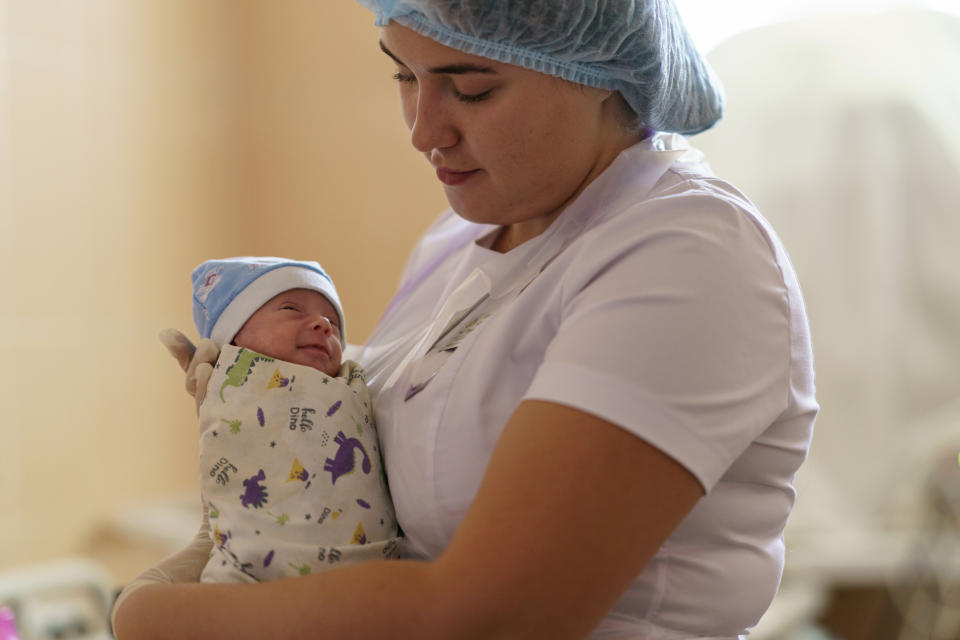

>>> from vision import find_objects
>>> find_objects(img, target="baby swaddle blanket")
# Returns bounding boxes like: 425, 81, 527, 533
198, 345, 400, 583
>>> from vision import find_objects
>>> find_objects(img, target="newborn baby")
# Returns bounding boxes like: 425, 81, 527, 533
191, 257, 400, 583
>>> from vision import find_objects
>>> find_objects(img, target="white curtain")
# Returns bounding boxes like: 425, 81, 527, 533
695, 9, 960, 550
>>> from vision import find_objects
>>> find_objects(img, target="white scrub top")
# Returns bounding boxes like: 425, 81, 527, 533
357, 134, 817, 639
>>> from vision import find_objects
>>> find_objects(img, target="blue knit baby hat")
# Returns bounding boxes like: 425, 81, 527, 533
191, 257, 346, 346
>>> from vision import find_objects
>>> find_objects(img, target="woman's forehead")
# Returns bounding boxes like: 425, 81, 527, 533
379, 23, 505, 74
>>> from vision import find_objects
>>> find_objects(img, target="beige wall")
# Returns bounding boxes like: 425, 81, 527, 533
238, 1, 447, 333
0, 0, 445, 581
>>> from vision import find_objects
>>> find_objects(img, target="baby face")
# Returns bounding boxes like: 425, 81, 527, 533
233, 288, 342, 376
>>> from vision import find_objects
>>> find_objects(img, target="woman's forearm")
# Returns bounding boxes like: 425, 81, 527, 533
115, 401, 704, 640
113, 558, 470, 640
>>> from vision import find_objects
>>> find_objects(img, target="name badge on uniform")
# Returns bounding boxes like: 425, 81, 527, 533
404, 292, 492, 401
399, 228, 572, 403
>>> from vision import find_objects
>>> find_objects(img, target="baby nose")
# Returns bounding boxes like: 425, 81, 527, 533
311, 316, 332, 334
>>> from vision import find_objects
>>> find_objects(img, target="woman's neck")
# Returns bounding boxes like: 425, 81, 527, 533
490, 127, 643, 254
490, 215, 559, 253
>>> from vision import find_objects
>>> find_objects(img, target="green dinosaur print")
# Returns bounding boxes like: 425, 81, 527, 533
220, 348, 275, 402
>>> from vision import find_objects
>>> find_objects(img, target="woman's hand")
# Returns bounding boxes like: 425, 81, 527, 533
110, 330, 221, 635
158, 329, 220, 413
110, 508, 214, 634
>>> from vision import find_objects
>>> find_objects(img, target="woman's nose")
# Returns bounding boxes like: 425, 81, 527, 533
408, 90, 458, 154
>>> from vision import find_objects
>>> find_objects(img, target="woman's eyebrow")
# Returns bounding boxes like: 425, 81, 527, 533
379, 40, 496, 75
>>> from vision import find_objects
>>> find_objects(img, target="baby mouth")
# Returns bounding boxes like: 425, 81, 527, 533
299, 344, 329, 356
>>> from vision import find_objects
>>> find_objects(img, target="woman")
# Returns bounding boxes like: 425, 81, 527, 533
113, 2, 817, 638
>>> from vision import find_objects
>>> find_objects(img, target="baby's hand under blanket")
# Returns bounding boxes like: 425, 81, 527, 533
159, 328, 220, 414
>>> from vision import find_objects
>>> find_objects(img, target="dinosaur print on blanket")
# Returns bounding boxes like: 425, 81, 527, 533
220, 348, 275, 402
323, 431, 371, 485
240, 469, 269, 509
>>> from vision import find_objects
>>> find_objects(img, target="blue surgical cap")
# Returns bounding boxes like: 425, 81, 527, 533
356, 0, 724, 135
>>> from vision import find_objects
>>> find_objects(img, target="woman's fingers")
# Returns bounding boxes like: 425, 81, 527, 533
159, 328, 197, 373
158, 329, 220, 399
194, 361, 214, 414
190, 339, 220, 396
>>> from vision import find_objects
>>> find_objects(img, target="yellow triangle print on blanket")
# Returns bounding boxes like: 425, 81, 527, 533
267, 368, 291, 389
287, 458, 308, 483
212, 524, 227, 548
350, 522, 367, 545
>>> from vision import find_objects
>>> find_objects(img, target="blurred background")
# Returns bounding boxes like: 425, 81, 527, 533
1, 1, 959, 638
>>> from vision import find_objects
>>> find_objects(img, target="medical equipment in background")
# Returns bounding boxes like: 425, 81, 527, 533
0, 558, 114, 640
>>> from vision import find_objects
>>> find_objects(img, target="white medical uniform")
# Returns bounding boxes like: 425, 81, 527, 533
357, 133, 818, 639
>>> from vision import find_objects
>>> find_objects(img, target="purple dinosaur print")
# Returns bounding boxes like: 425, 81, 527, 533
323, 431, 371, 485
241, 469, 269, 508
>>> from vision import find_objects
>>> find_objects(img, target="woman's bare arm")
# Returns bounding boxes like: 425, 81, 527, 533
113, 399, 703, 640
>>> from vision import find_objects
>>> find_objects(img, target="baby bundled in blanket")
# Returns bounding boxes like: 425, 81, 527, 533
191, 256, 400, 583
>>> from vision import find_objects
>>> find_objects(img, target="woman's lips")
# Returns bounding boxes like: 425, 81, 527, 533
436, 167, 479, 186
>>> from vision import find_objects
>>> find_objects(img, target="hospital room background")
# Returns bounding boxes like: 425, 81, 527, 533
2, 0, 958, 638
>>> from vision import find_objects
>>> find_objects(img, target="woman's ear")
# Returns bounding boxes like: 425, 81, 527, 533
589, 86, 615, 104
602, 91, 642, 132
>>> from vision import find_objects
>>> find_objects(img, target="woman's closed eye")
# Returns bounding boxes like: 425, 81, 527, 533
452, 87, 492, 103
392, 71, 493, 104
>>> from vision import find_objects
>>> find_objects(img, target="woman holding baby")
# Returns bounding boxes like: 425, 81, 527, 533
113, 1, 817, 638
